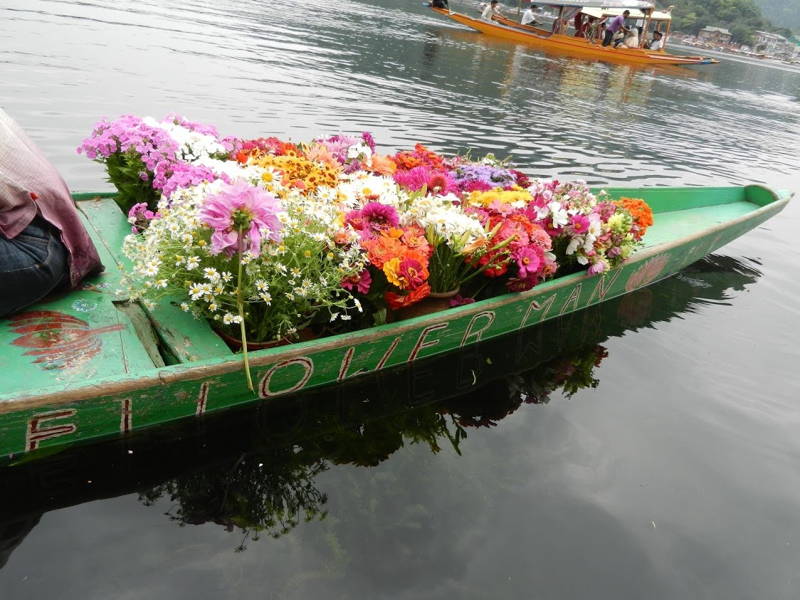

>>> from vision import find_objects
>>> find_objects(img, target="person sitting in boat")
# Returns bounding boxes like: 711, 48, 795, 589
602, 9, 629, 47
0, 109, 102, 318
480, 0, 503, 21
520, 3, 538, 25
429, 0, 449, 9
648, 30, 664, 51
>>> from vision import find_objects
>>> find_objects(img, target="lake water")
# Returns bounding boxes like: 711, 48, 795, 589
1, 0, 799, 598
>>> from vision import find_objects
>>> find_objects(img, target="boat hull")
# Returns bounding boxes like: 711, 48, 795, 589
0, 185, 789, 458
432, 8, 718, 66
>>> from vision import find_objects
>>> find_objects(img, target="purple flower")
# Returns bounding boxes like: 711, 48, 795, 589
451, 164, 515, 192
199, 182, 283, 257
161, 162, 223, 198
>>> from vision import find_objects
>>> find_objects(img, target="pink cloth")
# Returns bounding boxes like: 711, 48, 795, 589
0, 109, 102, 287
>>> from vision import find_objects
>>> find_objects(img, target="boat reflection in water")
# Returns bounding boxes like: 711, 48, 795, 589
0, 254, 762, 555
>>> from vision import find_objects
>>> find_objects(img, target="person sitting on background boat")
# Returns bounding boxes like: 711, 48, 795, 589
585, 16, 602, 43
520, 3, 538, 25
648, 30, 664, 51
573, 12, 586, 37
481, 0, 503, 21
602, 9, 629, 47
0, 109, 102, 318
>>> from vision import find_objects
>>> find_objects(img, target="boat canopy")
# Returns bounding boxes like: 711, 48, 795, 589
581, 6, 672, 20
541, 0, 655, 9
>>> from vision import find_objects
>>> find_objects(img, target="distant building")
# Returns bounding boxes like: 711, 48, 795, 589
753, 31, 790, 56
697, 26, 732, 45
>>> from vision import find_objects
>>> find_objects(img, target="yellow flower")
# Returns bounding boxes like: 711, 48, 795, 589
382, 257, 402, 287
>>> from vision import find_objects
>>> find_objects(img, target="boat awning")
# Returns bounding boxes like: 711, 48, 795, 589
542, 1, 655, 9
581, 6, 671, 20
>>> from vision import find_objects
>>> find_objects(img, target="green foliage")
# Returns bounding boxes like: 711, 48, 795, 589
753, 0, 800, 32
669, 0, 786, 43
103, 151, 158, 213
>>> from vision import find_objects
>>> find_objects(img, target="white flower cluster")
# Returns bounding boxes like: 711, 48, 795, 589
402, 194, 486, 251
332, 173, 408, 210
143, 117, 228, 162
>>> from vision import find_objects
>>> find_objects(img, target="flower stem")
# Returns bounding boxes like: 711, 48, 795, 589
237, 232, 254, 392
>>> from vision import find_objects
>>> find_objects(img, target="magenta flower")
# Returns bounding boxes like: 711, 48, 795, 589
570, 214, 590, 234
345, 201, 399, 241
514, 246, 543, 280
393, 166, 432, 191
342, 269, 372, 294
199, 182, 282, 257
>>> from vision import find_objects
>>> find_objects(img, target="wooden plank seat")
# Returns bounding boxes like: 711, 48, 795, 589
75, 196, 232, 364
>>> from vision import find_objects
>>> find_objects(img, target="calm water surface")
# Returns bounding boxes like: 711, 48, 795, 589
1, 1, 799, 598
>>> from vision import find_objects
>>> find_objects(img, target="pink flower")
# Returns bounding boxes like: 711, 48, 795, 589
570, 214, 590, 234
342, 269, 372, 295
128, 202, 158, 233
346, 202, 399, 240
199, 181, 282, 257
588, 260, 609, 275
514, 246, 544, 280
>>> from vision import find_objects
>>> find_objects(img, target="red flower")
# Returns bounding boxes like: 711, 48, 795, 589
386, 283, 431, 310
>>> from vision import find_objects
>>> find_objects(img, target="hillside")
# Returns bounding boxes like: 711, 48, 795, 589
753, 0, 800, 31
664, 0, 792, 43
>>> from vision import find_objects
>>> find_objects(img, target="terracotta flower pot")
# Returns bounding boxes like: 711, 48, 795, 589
213, 325, 318, 352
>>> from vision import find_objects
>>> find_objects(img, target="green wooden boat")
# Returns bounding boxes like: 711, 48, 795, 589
0, 253, 763, 525
0, 185, 790, 460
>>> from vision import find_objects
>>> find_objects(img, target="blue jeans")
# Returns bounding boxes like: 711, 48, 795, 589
0, 217, 68, 317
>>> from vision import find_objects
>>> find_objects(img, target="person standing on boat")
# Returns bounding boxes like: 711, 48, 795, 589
0, 109, 102, 317
602, 10, 629, 47
481, 0, 503, 21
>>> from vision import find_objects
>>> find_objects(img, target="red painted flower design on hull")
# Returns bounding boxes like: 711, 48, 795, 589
9, 310, 125, 370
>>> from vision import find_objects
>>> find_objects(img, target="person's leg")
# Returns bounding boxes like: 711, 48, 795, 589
602, 29, 613, 46
0, 217, 68, 317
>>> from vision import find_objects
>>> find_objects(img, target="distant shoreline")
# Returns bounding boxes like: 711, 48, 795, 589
670, 41, 800, 73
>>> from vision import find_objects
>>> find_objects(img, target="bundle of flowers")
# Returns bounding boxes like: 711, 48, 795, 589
80, 114, 654, 370
525, 180, 643, 275
78, 115, 240, 212
122, 180, 365, 354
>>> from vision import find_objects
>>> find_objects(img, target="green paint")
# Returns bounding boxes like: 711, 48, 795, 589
0, 185, 790, 459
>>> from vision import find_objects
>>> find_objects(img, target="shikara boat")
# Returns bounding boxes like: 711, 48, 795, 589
431, 1, 719, 67
0, 185, 790, 459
